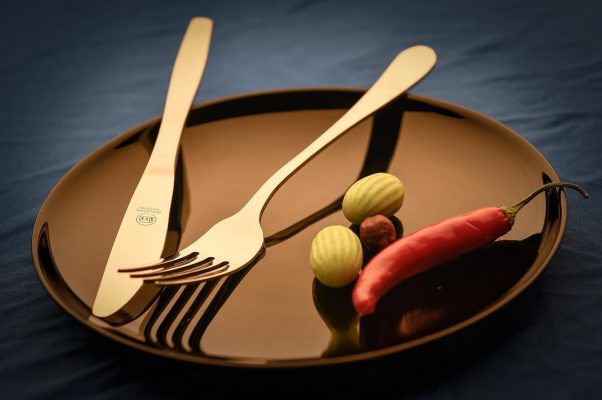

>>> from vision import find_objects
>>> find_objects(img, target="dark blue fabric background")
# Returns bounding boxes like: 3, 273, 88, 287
1, 0, 601, 398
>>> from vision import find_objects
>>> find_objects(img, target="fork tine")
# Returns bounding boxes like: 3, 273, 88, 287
151, 261, 230, 285
129, 256, 214, 279
154, 247, 268, 286
139, 258, 221, 282
118, 251, 200, 273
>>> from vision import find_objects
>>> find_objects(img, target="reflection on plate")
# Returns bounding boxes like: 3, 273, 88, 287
32, 89, 566, 367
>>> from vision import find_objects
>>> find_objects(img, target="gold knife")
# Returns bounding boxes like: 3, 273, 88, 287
92, 17, 213, 319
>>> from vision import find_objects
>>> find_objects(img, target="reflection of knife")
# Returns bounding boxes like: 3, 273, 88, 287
93, 17, 213, 319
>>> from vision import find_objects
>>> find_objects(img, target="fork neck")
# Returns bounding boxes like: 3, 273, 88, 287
239, 117, 357, 221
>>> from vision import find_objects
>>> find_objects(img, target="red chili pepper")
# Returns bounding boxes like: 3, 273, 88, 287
352, 182, 588, 316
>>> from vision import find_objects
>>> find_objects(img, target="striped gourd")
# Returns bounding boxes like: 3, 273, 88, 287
342, 173, 405, 225
309, 226, 363, 288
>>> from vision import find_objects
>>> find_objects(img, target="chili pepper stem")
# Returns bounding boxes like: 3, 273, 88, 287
502, 182, 589, 226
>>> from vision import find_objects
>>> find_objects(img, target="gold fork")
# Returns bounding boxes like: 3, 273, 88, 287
120, 45, 437, 285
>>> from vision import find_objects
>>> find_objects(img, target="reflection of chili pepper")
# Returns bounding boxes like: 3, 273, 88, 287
353, 182, 588, 316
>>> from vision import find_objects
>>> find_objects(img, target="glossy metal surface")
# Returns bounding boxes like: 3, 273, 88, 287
120, 45, 437, 286
93, 18, 213, 321
31, 88, 565, 368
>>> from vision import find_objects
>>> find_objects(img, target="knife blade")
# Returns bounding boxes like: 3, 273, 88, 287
92, 17, 213, 319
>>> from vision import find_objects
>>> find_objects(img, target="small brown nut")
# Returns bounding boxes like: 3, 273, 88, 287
359, 215, 396, 253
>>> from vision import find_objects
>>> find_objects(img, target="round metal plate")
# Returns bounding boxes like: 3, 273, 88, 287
32, 88, 565, 368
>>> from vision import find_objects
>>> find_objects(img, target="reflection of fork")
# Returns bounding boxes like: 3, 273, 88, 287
120, 45, 437, 285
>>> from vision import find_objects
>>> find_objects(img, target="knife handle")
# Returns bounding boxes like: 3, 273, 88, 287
147, 17, 213, 174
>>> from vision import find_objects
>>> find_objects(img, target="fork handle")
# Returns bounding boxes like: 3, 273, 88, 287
241, 45, 437, 218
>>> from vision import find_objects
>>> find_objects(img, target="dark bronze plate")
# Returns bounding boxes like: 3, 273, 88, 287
31, 88, 566, 368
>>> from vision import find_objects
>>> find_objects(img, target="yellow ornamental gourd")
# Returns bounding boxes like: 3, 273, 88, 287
342, 173, 405, 225
309, 226, 363, 288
